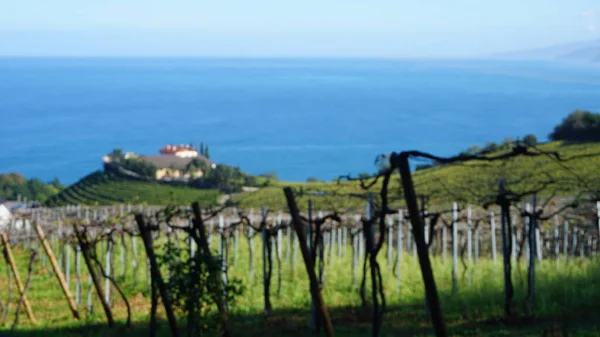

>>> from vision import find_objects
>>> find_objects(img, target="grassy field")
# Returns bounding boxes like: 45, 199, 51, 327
45, 171, 220, 207
1, 232, 599, 336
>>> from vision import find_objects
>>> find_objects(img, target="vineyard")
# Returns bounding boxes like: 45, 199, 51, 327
34, 140, 600, 212
234, 141, 600, 210
2, 143, 600, 336
45, 172, 220, 207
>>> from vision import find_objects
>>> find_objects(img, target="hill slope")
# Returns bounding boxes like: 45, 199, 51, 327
43, 141, 600, 210
233, 141, 600, 211
45, 171, 220, 207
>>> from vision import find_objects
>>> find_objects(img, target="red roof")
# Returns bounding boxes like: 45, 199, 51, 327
159, 144, 197, 154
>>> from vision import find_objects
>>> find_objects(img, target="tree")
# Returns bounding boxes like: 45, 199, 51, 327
306, 177, 319, 182
204, 145, 210, 159
483, 142, 499, 152
466, 145, 482, 155
522, 134, 538, 146
0, 173, 61, 202
108, 148, 125, 162
50, 178, 64, 190
501, 137, 514, 149
190, 164, 246, 193
549, 110, 600, 142
185, 158, 209, 174
120, 158, 157, 179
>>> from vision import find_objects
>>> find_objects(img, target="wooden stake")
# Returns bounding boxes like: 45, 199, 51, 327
397, 154, 447, 337
1, 233, 36, 324
74, 225, 114, 327
135, 214, 180, 337
34, 225, 80, 320
284, 187, 335, 337
451, 203, 458, 295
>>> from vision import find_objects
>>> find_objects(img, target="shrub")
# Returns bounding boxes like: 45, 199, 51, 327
121, 158, 157, 179
523, 134, 538, 146
483, 142, 499, 152
190, 164, 248, 194
501, 137, 514, 148
158, 236, 244, 335
466, 145, 482, 155
549, 110, 600, 142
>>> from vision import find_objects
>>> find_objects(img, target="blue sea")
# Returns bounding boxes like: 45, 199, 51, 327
1, 58, 600, 185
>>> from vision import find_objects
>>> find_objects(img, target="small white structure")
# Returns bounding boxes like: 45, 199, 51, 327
173, 149, 199, 158
0, 204, 13, 229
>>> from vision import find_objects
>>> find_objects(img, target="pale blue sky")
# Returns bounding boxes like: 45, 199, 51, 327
0, 0, 598, 57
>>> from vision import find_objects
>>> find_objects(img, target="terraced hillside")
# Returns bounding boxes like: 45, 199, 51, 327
234, 141, 600, 210
45, 171, 220, 207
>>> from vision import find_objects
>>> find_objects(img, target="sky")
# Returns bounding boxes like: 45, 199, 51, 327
0, 0, 598, 57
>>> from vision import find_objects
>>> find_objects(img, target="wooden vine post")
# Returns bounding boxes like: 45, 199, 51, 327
34, 224, 80, 320
283, 187, 335, 337
1, 233, 36, 324
73, 224, 115, 328
395, 153, 447, 337
134, 214, 180, 337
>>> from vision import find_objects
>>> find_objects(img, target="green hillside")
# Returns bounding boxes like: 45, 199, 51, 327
233, 141, 600, 211
41, 141, 600, 210
45, 171, 220, 207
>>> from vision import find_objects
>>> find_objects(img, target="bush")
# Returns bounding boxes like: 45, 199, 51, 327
190, 164, 249, 194
549, 110, 600, 142
501, 138, 514, 148
306, 177, 320, 182
465, 145, 482, 155
483, 142, 499, 152
121, 158, 157, 179
523, 134, 538, 146
158, 236, 244, 335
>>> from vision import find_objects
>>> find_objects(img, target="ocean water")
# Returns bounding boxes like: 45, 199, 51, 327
1, 58, 599, 185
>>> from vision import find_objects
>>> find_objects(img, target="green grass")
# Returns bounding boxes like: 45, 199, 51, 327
233, 141, 600, 211
45, 171, 220, 207
1, 231, 599, 336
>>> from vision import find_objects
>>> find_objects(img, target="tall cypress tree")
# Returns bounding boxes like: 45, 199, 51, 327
200, 142, 205, 156
205, 145, 210, 159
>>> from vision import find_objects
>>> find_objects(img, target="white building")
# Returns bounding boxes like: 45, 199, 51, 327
0, 204, 11, 228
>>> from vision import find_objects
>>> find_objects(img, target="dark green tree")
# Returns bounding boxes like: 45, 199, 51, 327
549, 110, 600, 142
204, 145, 210, 159
108, 148, 125, 162
523, 134, 538, 146
483, 142, 499, 152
